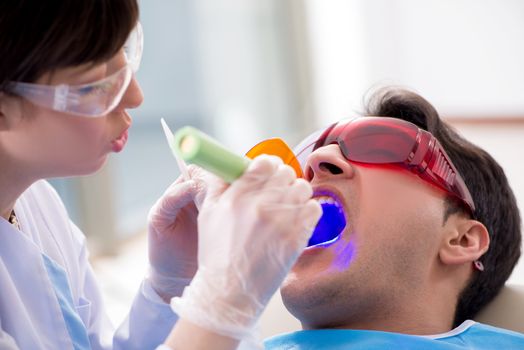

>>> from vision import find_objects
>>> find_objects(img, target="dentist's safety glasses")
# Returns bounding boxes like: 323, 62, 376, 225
7, 22, 144, 117
294, 116, 476, 216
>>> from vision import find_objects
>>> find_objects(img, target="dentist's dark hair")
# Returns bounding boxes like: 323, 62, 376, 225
365, 87, 521, 327
0, 0, 139, 91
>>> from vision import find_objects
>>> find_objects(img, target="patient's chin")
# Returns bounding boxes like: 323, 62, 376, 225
279, 282, 309, 322
280, 273, 336, 323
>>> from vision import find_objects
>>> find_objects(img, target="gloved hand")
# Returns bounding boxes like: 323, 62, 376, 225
170, 155, 322, 339
147, 165, 213, 302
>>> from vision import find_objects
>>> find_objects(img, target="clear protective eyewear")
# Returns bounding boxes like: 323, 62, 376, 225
7, 22, 144, 117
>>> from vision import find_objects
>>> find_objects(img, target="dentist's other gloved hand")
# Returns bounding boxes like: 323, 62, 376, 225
170, 155, 322, 340
147, 165, 212, 302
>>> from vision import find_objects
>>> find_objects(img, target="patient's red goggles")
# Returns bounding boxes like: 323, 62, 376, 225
247, 117, 475, 216
298, 117, 475, 214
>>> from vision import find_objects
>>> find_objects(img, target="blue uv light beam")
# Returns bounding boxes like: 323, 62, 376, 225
307, 202, 347, 247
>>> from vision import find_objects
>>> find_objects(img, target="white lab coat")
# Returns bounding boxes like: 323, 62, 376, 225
0, 180, 178, 349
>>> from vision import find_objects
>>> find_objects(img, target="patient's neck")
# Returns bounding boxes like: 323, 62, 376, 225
302, 282, 459, 335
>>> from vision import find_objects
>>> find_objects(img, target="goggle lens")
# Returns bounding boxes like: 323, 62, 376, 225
124, 22, 143, 73
65, 66, 132, 116
324, 118, 419, 164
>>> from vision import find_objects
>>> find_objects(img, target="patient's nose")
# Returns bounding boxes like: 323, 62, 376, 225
305, 144, 354, 181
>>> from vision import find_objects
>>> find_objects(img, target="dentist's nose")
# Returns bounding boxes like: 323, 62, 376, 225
305, 144, 355, 182
120, 76, 144, 110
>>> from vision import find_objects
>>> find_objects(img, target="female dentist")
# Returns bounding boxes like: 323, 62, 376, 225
0, 1, 321, 349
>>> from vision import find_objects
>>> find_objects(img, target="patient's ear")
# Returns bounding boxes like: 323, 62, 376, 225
439, 215, 490, 266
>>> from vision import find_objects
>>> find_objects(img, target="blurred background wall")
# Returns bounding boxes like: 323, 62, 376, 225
51, 0, 524, 338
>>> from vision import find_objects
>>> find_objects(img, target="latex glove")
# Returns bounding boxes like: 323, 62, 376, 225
147, 165, 213, 301
171, 155, 322, 339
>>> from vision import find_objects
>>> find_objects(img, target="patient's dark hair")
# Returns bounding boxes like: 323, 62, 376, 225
0, 0, 139, 90
365, 87, 521, 327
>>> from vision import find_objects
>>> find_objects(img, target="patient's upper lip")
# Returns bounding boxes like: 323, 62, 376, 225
313, 187, 346, 209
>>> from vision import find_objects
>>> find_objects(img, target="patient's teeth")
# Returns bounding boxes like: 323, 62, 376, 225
315, 195, 341, 207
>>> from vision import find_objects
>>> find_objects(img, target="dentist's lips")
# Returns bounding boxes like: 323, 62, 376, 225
307, 190, 347, 247
111, 129, 129, 153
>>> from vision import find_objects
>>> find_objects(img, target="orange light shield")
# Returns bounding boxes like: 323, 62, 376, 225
245, 138, 303, 178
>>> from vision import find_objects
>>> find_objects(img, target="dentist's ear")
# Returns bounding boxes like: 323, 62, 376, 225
0, 93, 8, 131
439, 215, 490, 267
0, 93, 22, 131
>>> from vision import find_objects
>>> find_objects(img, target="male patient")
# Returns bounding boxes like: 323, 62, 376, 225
265, 88, 523, 348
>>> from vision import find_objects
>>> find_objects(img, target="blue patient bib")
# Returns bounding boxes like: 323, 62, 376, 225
264, 323, 524, 349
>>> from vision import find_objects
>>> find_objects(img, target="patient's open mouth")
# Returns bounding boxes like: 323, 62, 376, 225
307, 194, 347, 247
